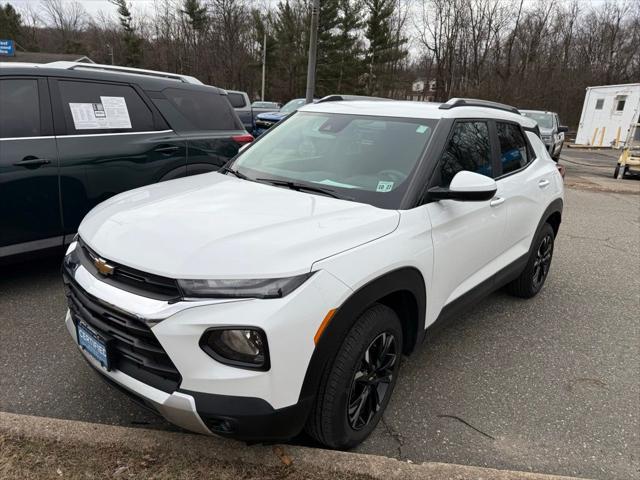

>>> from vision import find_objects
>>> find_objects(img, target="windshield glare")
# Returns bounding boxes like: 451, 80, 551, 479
234, 112, 435, 208
522, 111, 553, 129
280, 99, 306, 114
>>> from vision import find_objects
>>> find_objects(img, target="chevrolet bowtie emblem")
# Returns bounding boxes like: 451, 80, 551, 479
94, 257, 115, 276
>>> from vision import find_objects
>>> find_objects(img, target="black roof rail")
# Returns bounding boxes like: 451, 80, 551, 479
316, 94, 392, 103
439, 98, 520, 114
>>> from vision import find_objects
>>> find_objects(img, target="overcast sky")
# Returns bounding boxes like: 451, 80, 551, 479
10, 0, 157, 19
9, 0, 618, 24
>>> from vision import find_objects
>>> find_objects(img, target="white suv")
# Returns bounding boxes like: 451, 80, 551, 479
62, 97, 563, 449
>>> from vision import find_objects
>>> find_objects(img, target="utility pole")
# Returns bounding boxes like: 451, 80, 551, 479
261, 32, 267, 101
305, 0, 319, 104
106, 43, 114, 65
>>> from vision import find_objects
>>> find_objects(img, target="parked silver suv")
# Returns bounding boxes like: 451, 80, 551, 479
520, 110, 568, 161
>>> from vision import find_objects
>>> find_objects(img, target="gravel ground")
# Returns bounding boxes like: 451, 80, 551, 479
1, 154, 638, 479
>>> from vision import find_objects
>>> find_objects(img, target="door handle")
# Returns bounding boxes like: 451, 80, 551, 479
538, 179, 550, 188
154, 145, 181, 154
13, 156, 51, 167
490, 197, 505, 207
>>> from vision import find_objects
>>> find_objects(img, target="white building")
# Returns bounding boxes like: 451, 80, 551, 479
575, 83, 640, 147
407, 78, 437, 102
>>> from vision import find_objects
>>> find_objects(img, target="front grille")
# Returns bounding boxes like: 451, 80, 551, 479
77, 239, 181, 301
63, 273, 181, 393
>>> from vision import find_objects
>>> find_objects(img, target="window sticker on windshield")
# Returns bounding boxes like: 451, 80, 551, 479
68, 96, 131, 130
416, 125, 428, 134
376, 181, 394, 193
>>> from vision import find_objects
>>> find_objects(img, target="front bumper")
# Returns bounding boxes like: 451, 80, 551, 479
63, 254, 351, 440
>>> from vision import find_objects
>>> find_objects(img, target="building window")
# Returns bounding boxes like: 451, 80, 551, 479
595, 99, 604, 110
615, 96, 627, 112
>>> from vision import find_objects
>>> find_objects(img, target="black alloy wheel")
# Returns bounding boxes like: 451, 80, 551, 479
532, 233, 553, 290
305, 303, 403, 449
347, 332, 398, 430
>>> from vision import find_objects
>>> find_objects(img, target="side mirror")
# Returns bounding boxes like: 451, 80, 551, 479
558, 125, 569, 133
428, 171, 497, 202
238, 143, 251, 154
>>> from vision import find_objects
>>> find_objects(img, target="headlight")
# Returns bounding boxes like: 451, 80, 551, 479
63, 236, 80, 273
200, 328, 269, 370
178, 272, 314, 299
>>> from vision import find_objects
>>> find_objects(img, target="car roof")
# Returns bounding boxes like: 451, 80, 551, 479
300, 99, 537, 128
520, 109, 555, 115
0, 61, 216, 93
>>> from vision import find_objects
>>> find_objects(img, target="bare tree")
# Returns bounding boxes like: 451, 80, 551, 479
40, 0, 87, 52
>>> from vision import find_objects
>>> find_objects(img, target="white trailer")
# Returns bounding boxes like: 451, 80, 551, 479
575, 83, 640, 147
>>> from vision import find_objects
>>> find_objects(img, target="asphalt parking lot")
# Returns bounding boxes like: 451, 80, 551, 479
0, 149, 638, 480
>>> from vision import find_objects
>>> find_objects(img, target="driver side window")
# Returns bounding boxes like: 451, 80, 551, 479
439, 121, 492, 186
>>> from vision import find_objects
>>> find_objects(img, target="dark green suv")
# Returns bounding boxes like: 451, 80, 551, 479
0, 62, 252, 260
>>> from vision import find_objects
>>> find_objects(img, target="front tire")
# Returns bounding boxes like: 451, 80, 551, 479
507, 223, 555, 298
305, 304, 403, 449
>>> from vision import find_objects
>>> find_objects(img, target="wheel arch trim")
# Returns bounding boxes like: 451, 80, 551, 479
298, 267, 426, 404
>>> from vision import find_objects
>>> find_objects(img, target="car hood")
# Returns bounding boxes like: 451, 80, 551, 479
78, 173, 399, 279
256, 111, 287, 121
539, 128, 554, 136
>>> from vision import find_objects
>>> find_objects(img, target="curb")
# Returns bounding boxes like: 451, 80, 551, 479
0, 412, 588, 480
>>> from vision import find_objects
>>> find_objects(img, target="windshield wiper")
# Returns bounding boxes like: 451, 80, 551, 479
255, 178, 350, 200
219, 165, 249, 180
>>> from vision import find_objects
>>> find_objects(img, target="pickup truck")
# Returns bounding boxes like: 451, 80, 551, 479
254, 98, 307, 136
226, 90, 281, 135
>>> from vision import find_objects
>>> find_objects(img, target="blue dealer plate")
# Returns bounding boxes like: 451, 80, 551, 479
77, 322, 110, 369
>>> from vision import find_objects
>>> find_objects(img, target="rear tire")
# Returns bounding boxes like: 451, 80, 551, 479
305, 304, 403, 449
507, 223, 555, 298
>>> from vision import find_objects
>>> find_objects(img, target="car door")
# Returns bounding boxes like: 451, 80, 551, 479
493, 121, 558, 262
0, 76, 62, 256
425, 120, 507, 312
50, 77, 187, 236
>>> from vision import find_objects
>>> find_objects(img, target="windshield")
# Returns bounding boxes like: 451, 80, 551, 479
280, 99, 306, 114
233, 112, 436, 209
253, 102, 279, 108
521, 111, 554, 129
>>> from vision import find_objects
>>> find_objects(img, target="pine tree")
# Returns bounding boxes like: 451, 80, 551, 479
110, 0, 142, 67
315, 0, 341, 96
0, 3, 22, 42
364, 0, 406, 96
181, 0, 208, 33
273, 0, 308, 99
335, 0, 365, 93
180, 0, 208, 76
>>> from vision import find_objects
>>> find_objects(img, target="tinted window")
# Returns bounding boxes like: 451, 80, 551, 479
440, 121, 492, 186
227, 92, 246, 108
497, 122, 530, 175
164, 88, 242, 131
58, 80, 155, 134
0, 79, 40, 138
616, 96, 626, 112
595, 99, 604, 110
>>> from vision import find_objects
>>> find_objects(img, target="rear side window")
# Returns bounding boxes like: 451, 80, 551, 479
0, 79, 40, 138
497, 122, 530, 175
163, 87, 242, 131
439, 121, 492, 186
58, 80, 155, 134
227, 92, 246, 108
